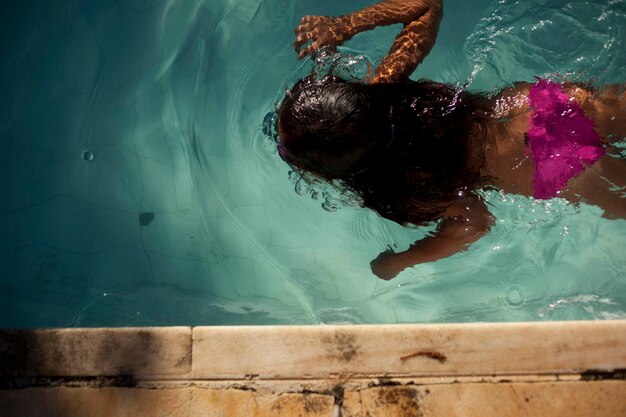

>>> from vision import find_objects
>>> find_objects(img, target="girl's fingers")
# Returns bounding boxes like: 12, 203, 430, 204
295, 16, 317, 38
297, 41, 319, 59
296, 22, 314, 34
293, 15, 338, 56
299, 15, 314, 24
293, 32, 311, 51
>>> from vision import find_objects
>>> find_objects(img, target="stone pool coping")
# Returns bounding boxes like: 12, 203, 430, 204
1, 321, 625, 416
2, 321, 625, 380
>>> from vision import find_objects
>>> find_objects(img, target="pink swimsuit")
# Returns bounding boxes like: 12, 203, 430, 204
526, 79, 605, 199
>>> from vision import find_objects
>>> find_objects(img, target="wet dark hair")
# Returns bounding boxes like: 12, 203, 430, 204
278, 75, 491, 225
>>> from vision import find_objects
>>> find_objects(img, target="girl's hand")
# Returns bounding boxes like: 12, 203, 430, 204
370, 248, 405, 280
293, 15, 352, 59
371, 196, 494, 280
292, 1, 443, 82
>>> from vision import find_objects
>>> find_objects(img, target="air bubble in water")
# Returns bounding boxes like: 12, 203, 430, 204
82, 151, 94, 161
288, 171, 299, 184
321, 192, 339, 212
502, 284, 526, 309
332, 54, 371, 81
311, 48, 372, 82
295, 178, 311, 196
322, 199, 338, 212
262, 111, 278, 142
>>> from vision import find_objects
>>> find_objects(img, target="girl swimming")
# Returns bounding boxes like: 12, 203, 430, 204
278, 0, 626, 280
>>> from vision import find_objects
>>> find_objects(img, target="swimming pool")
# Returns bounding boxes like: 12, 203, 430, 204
1, 0, 624, 327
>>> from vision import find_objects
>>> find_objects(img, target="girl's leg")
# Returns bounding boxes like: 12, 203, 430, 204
587, 83, 626, 145
563, 155, 626, 220
560, 83, 626, 219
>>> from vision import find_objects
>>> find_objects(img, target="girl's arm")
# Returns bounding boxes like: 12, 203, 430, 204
370, 195, 493, 280
293, 0, 443, 83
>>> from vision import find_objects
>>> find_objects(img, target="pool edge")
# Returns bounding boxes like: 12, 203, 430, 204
1, 321, 625, 416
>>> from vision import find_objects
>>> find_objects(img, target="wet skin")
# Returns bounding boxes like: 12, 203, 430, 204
370, 83, 626, 280
293, 0, 442, 83
288, 0, 626, 280
481, 82, 626, 219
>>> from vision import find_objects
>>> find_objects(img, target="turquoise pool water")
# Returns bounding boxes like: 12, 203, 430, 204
1, 0, 625, 327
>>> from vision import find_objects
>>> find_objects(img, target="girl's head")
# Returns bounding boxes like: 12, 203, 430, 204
277, 76, 392, 178
276, 76, 489, 224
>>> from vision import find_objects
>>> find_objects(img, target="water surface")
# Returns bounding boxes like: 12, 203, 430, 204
1, 0, 625, 326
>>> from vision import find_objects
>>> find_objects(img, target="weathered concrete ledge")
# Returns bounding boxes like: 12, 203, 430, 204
0, 327, 191, 377
1, 321, 625, 416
